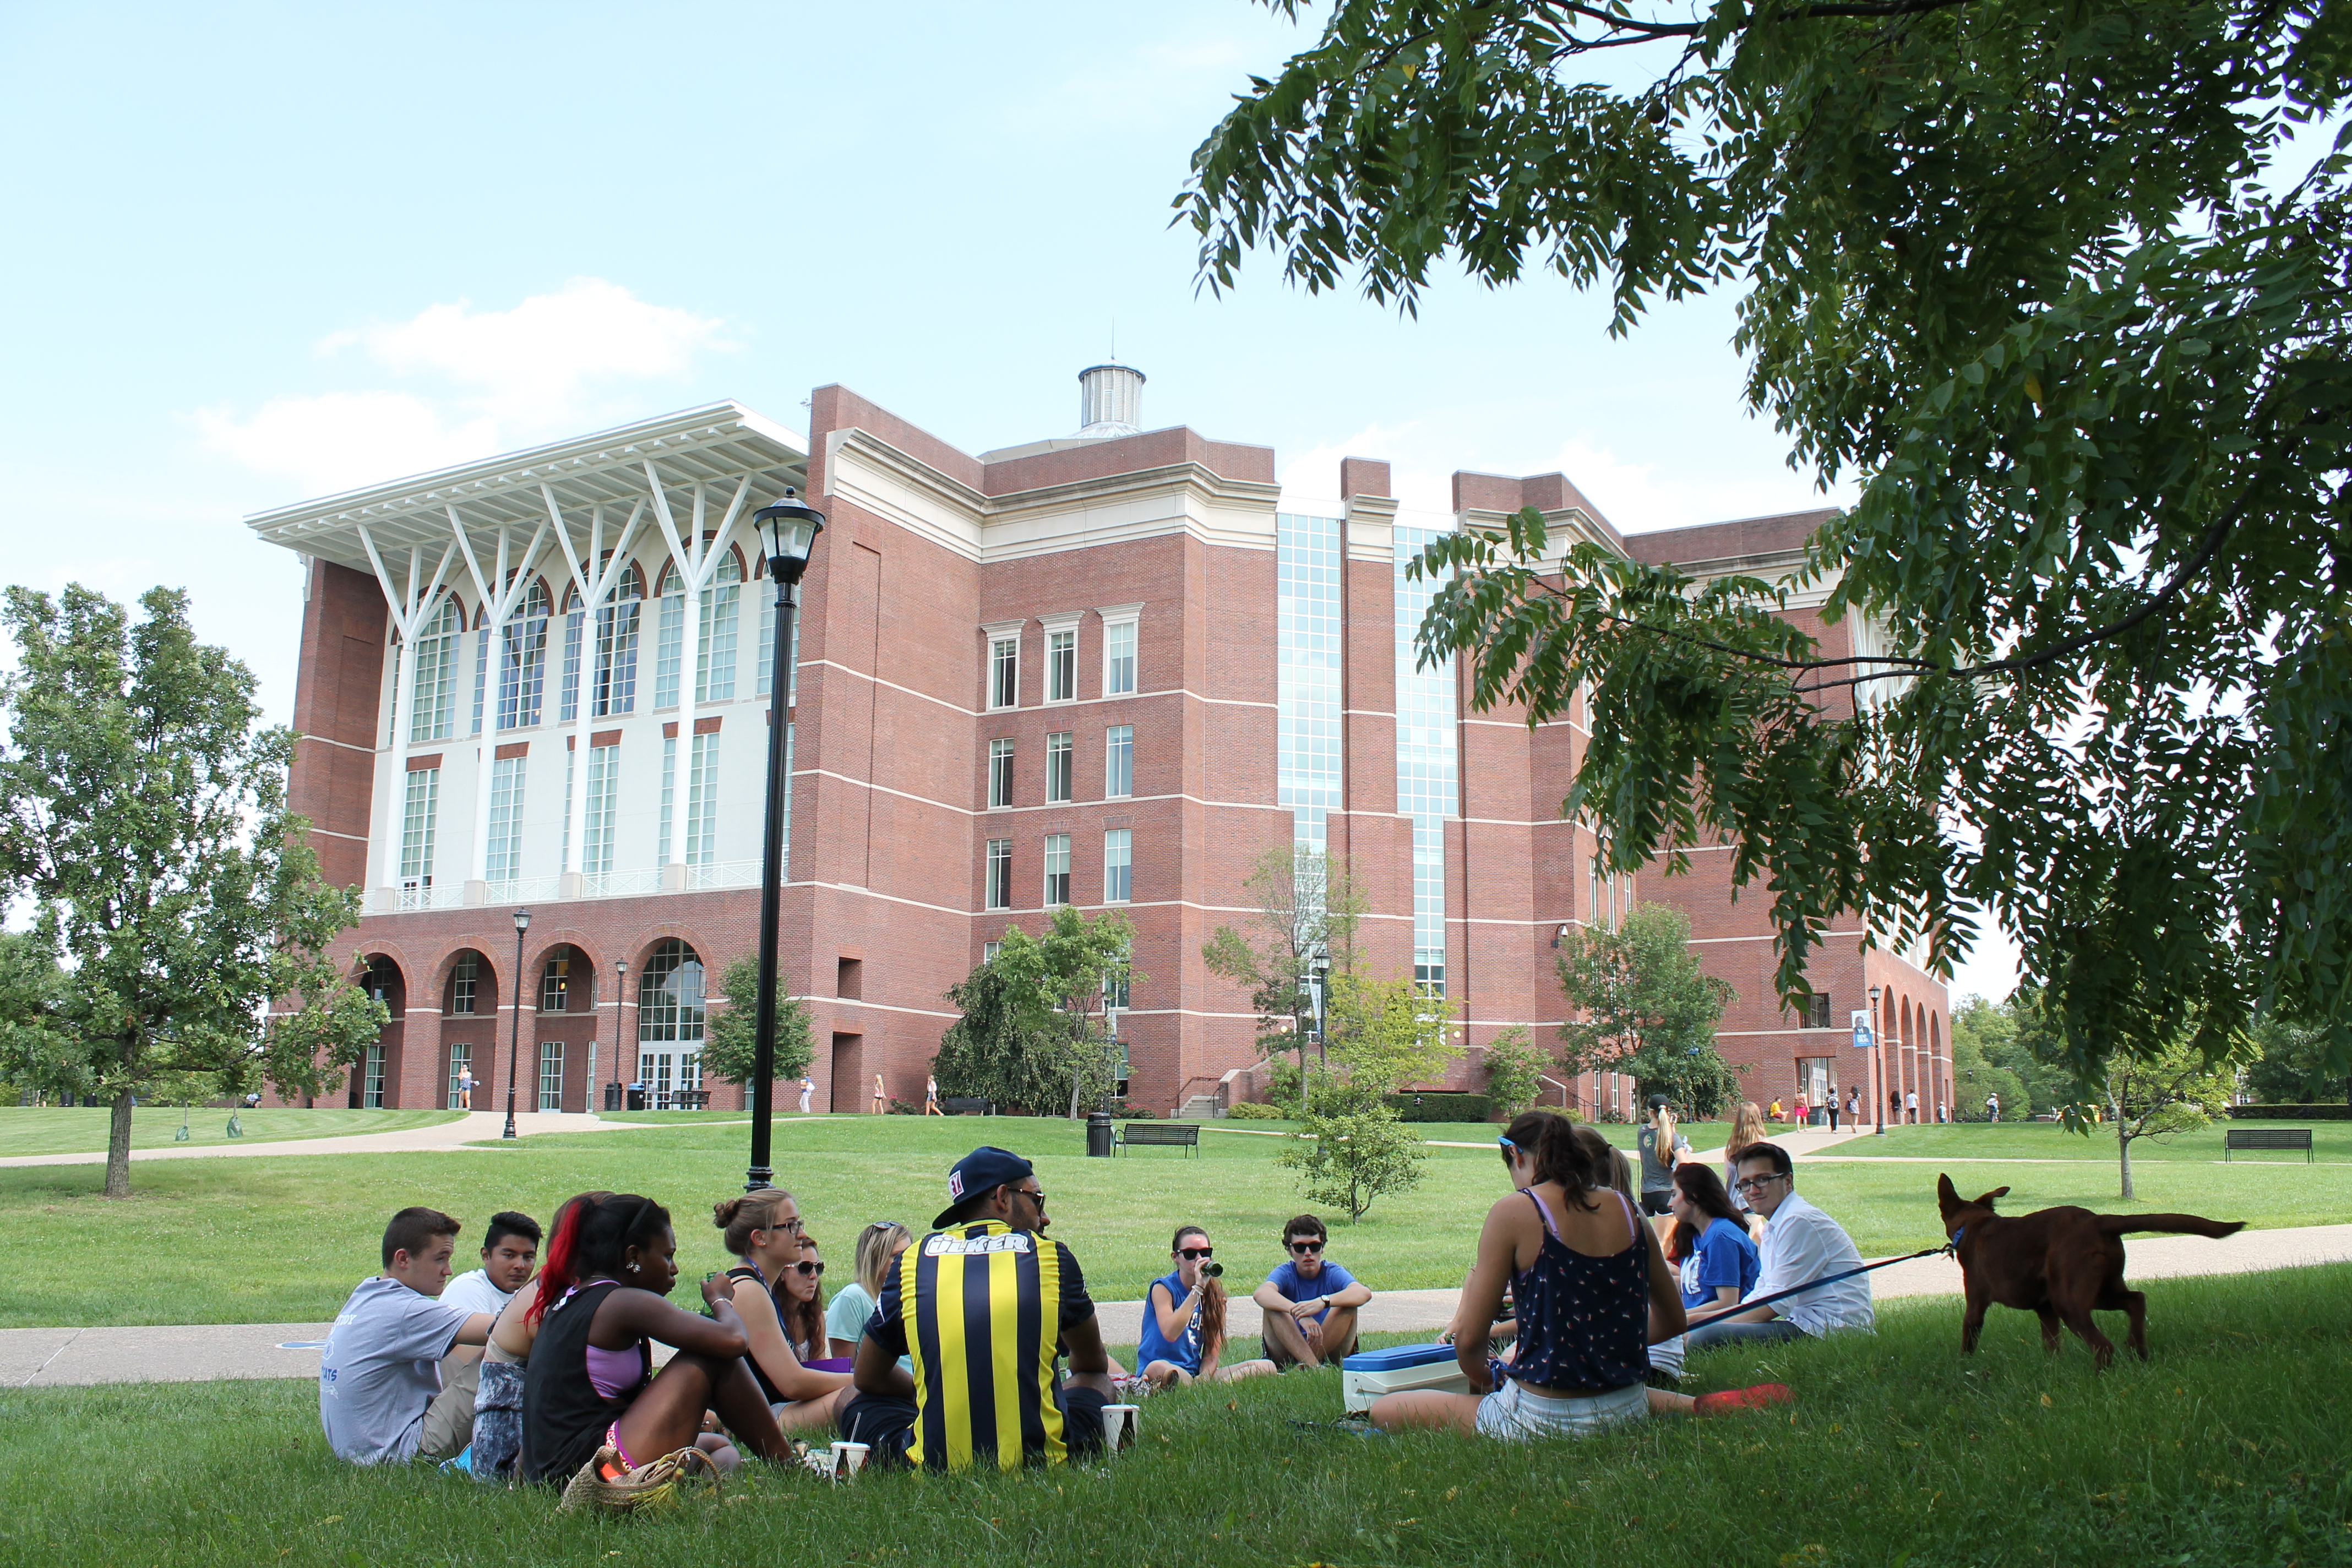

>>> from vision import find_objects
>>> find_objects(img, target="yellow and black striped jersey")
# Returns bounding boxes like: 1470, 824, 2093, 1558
868, 1219, 1095, 1471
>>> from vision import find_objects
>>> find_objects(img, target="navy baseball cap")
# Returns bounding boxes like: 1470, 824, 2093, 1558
934, 1146, 1035, 1229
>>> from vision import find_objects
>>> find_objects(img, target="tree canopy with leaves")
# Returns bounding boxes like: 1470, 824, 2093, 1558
1554, 902, 1739, 1111
1181, 0, 2352, 1090
934, 907, 1135, 1115
699, 954, 816, 1091
1203, 844, 1365, 1074
0, 585, 386, 1195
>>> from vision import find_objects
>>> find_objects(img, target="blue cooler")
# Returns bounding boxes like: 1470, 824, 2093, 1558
1340, 1342, 1473, 1412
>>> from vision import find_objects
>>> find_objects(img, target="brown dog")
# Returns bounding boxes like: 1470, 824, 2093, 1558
1935, 1174, 2244, 1368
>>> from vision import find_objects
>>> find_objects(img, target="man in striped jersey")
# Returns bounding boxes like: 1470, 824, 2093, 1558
839, 1147, 1117, 1471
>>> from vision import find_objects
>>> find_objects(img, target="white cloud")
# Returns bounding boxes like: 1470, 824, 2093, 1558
193, 279, 734, 497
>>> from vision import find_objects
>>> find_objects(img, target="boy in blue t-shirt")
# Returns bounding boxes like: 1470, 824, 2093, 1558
1251, 1213, 1374, 1369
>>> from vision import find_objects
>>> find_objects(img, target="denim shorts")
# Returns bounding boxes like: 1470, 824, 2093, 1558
1474, 1378, 1646, 1441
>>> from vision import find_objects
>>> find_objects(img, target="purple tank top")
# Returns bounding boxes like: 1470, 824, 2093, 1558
1504, 1188, 1651, 1394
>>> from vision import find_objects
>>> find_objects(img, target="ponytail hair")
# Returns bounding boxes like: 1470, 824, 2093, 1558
1651, 1097, 1679, 1167
1502, 1110, 1602, 1212
526, 1190, 615, 1326
526, 1192, 670, 1325
1170, 1224, 1225, 1352
711, 1189, 799, 1258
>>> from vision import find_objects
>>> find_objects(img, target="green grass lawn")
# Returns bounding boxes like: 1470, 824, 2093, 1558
3, 1267, 2346, 1568
8, 1115, 2348, 1331
1819, 1119, 2352, 1163
0, 1106, 464, 1157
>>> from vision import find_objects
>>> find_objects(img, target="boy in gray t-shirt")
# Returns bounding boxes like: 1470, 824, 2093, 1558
319, 1208, 497, 1464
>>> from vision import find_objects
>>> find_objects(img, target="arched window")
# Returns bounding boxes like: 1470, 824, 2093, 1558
541, 944, 586, 1012
498, 577, 552, 729
409, 597, 464, 742
558, 582, 586, 724
594, 560, 644, 717
697, 548, 742, 704
654, 561, 687, 707
636, 939, 705, 1108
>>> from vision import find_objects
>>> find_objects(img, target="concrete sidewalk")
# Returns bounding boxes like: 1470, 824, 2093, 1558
0, 1110, 827, 1170
13, 1224, 2344, 1390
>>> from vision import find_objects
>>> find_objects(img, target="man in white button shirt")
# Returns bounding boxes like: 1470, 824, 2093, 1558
1684, 1141, 1874, 1351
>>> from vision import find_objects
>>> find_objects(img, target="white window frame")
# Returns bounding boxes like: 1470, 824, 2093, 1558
1103, 827, 1131, 903
1098, 605, 1142, 696
1104, 725, 1134, 799
1041, 612, 1084, 704
985, 839, 1014, 910
1043, 832, 1071, 907
988, 738, 1015, 809
983, 619, 1025, 710
1045, 731, 1073, 803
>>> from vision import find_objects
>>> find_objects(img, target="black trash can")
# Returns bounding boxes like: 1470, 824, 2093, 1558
1086, 1111, 1114, 1159
626, 1085, 647, 1112
603, 1082, 624, 1112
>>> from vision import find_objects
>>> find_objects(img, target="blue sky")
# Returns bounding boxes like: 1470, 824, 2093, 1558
0, 2, 2019, 999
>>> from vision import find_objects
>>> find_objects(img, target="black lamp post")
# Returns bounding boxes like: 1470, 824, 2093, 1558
745, 491, 825, 1192
1869, 983, 1886, 1136
504, 906, 531, 1140
611, 956, 627, 1112
1310, 952, 1332, 1066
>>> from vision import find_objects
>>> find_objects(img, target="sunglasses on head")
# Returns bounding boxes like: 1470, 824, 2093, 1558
791, 1260, 825, 1277
1289, 1239, 1324, 1255
1178, 1246, 1213, 1260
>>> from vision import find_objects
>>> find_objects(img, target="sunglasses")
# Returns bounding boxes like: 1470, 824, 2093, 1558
791, 1260, 825, 1278
1496, 1134, 1520, 1153
1289, 1240, 1325, 1255
1178, 1246, 1214, 1260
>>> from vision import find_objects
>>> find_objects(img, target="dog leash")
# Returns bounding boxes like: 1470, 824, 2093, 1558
1719, 1241, 1954, 1319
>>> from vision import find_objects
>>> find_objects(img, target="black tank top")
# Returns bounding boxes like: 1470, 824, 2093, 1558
520, 1280, 641, 1484
723, 1264, 808, 1404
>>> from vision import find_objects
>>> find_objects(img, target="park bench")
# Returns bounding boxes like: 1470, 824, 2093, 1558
671, 1089, 712, 1112
2224, 1127, 2313, 1163
1114, 1121, 1199, 1157
940, 1096, 992, 1115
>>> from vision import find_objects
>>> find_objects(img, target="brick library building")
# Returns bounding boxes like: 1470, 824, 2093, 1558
251, 365, 1948, 1124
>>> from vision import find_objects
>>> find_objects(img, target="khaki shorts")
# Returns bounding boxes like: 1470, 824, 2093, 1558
419, 1355, 480, 1461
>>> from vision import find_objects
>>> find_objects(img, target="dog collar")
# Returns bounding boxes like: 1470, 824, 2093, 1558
1950, 1225, 1965, 1247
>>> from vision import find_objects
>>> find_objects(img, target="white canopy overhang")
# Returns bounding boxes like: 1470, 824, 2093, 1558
244, 401, 811, 583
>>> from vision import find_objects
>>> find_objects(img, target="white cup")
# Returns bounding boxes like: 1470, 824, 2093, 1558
1100, 1403, 1140, 1455
831, 1440, 870, 1480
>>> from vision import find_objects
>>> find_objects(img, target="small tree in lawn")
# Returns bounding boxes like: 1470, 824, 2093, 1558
1277, 1075, 1428, 1225
1555, 903, 1739, 1114
1202, 845, 1364, 1080
935, 908, 1134, 1116
1479, 1026, 1549, 1120
2100, 1037, 2244, 1202
698, 955, 816, 1096
0, 585, 385, 1196
1324, 971, 1462, 1097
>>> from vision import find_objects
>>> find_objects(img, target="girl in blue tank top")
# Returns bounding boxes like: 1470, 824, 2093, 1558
1136, 1226, 1278, 1389
1369, 1114, 1792, 1439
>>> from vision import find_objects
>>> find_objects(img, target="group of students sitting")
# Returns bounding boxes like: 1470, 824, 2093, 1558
319, 1107, 1874, 1488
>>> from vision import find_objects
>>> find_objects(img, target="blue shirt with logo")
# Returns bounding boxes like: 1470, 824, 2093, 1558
1263, 1257, 1357, 1322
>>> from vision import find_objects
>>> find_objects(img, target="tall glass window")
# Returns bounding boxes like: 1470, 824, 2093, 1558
1277, 515, 1344, 857
1104, 725, 1133, 798
658, 735, 677, 864
986, 839, 1012, 909
470, 618, 489, 735
1104, 827, 1131, 903
485, 754, 526, 881
582, 744, 620, 874
637, 939, 705, 1109
695, 551, 741, 704
537, 1039, 565, 1112
683, 731, 721, 865
654, 563, 686, 707
990, 635, 1019, 709
361, 1043, 386, 1108
497, 579, 551, 729
1043, 833, 1071, 906
447, 952, 477, 1015
399, 767, 439, 889
409, 598, 463, 742
1104, 619, 1137, 695
752, 578, 801, 701
541, 949, 573, 1012
557, 597, 584, 723
1046, 731, 1073, 803
1395, 525, 1460, 995
446, 1041, 471, 1108
1046, 628, 1076, 701
594, 562, 642, 716
989, 738, 1015, 808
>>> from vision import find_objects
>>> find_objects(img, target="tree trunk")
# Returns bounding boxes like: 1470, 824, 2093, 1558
2116, 1119, 2135, 1202
105, 1086, 135, 1198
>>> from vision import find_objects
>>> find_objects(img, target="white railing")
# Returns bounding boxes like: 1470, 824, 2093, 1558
371, 884, 465, 915
580, 868, 664, 899
688, 858, 762, 890
486, 875, 562, 905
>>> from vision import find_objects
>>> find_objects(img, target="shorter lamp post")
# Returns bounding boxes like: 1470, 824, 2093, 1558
745, 491, 825, 1193
504, 907, 532, 1140
1310, 952, 1332, 1065
1869, 983, 1885, 1136
611, 956, 628, 1112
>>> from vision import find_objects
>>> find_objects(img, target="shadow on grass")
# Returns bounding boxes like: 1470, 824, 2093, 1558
2, 1266, 2345, 1568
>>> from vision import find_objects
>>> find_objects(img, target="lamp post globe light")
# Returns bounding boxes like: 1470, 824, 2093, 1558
745, 492, 825, 1192
505, 907, 531, 1140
